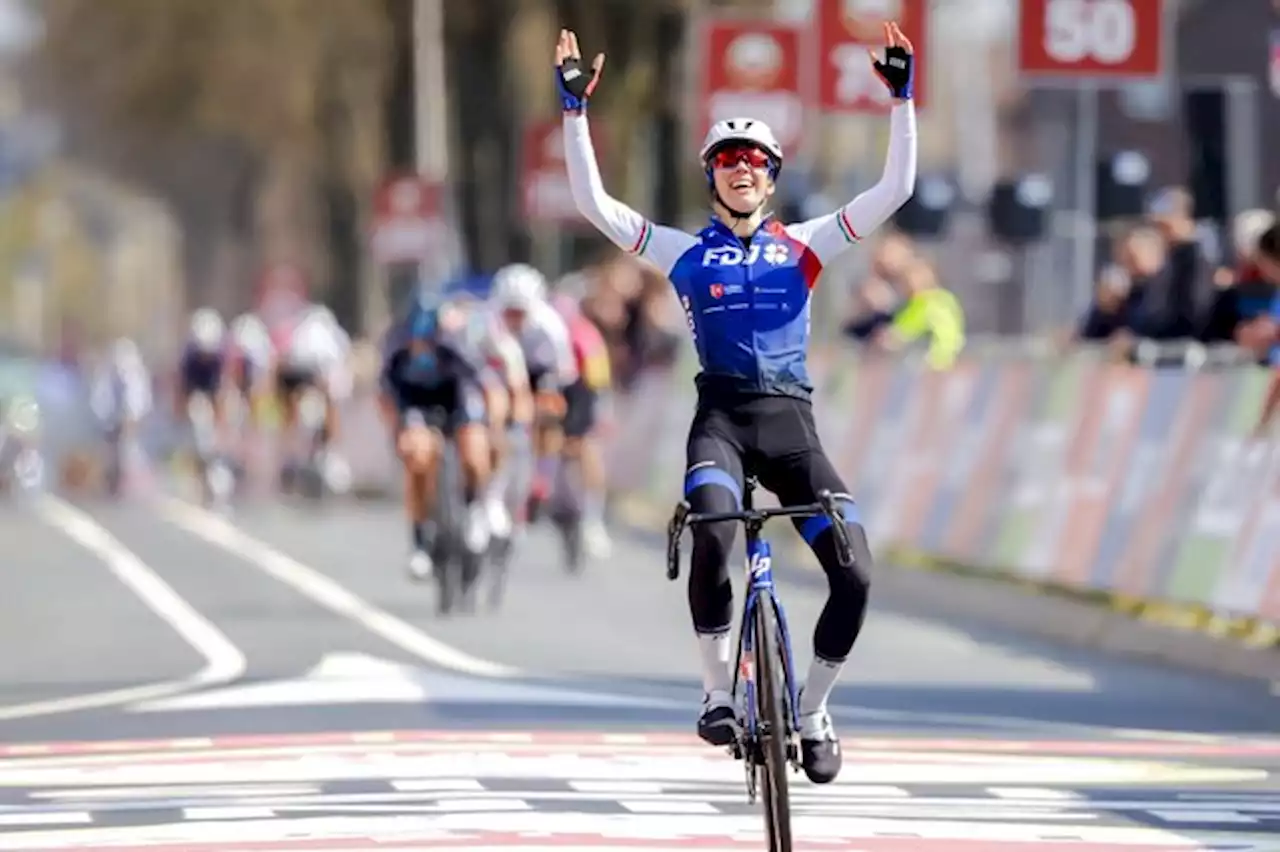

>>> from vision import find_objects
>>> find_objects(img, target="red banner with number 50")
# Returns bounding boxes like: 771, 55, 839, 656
1017, 0, 1166, 79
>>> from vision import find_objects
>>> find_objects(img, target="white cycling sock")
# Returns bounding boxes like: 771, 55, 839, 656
697, 630, 733, 696
800, 656, 843, 715
486, 463, 508, 503
582, 489, 605, 525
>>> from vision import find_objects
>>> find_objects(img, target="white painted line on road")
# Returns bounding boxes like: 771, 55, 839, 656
0, 498, 246, 721
620, 799, 719, 813
987, 787, 1083, 801
182, 806, 279, 820
157, 498, 518, 679
0, 811, 92, 826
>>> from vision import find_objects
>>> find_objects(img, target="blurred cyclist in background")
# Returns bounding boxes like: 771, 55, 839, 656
228, 312, 274, 420
379, 292, 494, 578
91, 337, 154, 492
551, 290, 613, 557
226, 311, 275, 477
489, 264, 578, 522
275, 304, 352, 490
175, 308, 229, 453
445, 289, 533, 550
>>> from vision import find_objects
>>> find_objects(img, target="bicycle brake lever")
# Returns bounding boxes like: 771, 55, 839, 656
666, 501, 689, 581
818, 490, 856, 568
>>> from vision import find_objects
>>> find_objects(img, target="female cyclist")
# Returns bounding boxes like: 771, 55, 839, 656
556, 22, 917, 785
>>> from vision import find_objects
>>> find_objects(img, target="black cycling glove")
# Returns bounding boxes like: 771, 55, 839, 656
872, 46, 914, 100
556, 56, 602, 112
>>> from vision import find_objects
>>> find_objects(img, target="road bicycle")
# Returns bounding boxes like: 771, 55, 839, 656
665, 476, 855, 852
405, 407, 483, 615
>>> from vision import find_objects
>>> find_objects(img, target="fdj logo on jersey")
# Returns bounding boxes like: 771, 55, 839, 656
701, 243, 789, 267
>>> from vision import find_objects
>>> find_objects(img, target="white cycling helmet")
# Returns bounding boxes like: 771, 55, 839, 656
190, 308, 225, 352
231, 312, 269, 349
111, 337, 141, 369
699, 118, 784, 170
492, 263, 547, 311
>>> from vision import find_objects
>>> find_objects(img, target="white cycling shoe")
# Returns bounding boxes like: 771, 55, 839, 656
407, 548, 434, 581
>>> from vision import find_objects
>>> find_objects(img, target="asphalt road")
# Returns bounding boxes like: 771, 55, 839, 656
0, 493, 1277, 851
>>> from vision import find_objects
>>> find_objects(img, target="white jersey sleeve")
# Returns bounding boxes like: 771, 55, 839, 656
563, 113, 697, 277
785, 102, 917, 265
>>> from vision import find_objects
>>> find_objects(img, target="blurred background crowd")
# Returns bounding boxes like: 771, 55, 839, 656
0, 0, 1275, 452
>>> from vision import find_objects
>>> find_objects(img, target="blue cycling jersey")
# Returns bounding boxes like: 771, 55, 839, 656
666, 217, 823, 396
561, 106, 917, 400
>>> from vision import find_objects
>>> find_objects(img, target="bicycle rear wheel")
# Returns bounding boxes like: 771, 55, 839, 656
753, 594, 792, 852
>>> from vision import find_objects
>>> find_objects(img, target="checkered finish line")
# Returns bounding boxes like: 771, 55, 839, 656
2, 730, 1278, 758
0, 731, 1274, 851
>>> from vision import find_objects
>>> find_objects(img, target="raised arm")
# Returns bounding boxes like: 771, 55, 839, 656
787, 102, 917, 264
556, 29, 694, 274
787, 21, 918, 264
562, 113, 648, 256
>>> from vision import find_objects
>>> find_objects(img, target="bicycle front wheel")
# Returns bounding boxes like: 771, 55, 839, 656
754, 593, 792, 852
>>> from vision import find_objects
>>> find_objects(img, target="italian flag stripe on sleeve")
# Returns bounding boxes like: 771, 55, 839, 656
629, 221, 653, 256
837, 209, 859, 244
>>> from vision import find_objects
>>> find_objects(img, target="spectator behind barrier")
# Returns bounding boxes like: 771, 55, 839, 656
843, 252, 964, 370
1075, 264, 1134, 344
1203, 210, 1278, 347
579, 254, 681, 391
1250, 222, 1280, 435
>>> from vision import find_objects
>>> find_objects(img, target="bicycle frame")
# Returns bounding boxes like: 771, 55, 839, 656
734, 508, 801, 749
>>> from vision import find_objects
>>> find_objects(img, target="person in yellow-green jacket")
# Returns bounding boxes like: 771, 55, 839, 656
844, 259, 965, 369
890, 260, 965, 369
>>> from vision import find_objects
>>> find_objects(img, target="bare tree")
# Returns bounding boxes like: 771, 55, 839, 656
33, 0, 394, 310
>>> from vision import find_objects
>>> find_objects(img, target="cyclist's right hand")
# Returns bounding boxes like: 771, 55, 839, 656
555, 28, 604, 112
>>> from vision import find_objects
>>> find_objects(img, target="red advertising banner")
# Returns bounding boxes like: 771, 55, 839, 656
520, 119, 603, 227
1017, 0, 1166, 79
369, 175, 447, 265
697, 18, 808, 152
815, 0, 928, 113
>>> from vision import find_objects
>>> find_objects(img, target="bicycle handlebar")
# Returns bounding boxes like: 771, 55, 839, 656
665, 489, 855, 581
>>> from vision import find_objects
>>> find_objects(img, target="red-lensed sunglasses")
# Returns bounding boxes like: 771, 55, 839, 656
708, 145, 772, 171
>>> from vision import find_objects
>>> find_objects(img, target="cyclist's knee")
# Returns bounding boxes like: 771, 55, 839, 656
455, 424, 491, 477
802, 496, 873, 589
690, 519, 736, 567
399, 426, 438, 473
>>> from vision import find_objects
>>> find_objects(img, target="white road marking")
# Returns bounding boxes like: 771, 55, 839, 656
181, 806, 279, 821
0, 811, 92, 826
157, 498, 516, 678
619, 800, 719, 814
0, 498, 245, 720
129, 652, 684, 714
987, 787, 1083, 801
0, 811, 1251, 849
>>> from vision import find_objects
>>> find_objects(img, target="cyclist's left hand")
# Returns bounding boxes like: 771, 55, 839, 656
555, 28, 605, 112
869, 20, 914, 102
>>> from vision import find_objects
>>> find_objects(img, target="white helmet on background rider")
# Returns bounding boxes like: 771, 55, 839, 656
230, 312, 270, 354
491, 263, 547, 312
305, 304, 338, 327
699, 118, 784, 173
189, 308, 225, 353
111, 337, 142, 370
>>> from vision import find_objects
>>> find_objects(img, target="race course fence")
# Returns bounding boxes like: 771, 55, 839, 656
596, 344, 1280, 636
